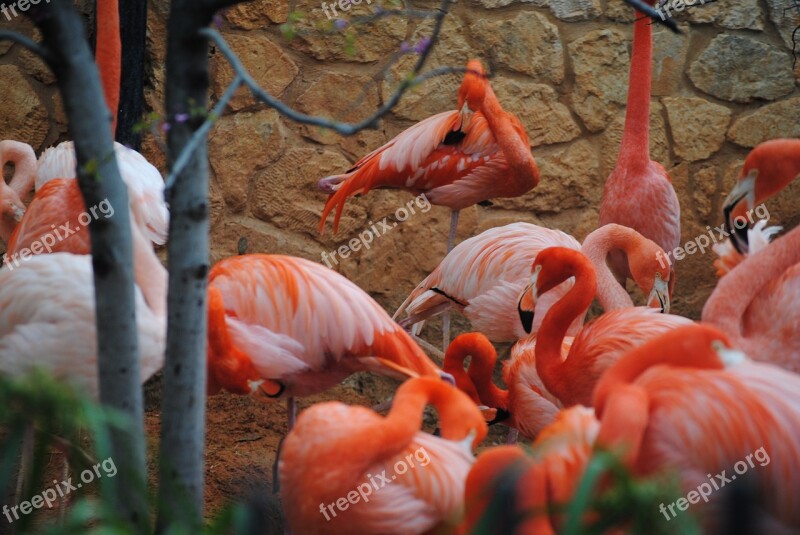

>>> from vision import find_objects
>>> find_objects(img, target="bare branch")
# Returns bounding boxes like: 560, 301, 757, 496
0, 30, 52, 62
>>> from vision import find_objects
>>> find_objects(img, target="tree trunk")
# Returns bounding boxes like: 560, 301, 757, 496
31, 0, 148, 531
116, 0, 148, 147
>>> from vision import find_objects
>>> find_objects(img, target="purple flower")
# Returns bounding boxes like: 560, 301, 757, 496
399, 41, 411, 53
413, 37, 431, 54
175, 113, 190, 123
334, 18, 348, 29
160, 122, 171, 133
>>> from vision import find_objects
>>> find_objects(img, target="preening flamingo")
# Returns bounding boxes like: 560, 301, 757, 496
317, 59, 540, 252
0, 140, 36, 242
394, 222, 672, 346
598, 0, 680, 289
712, 220, 781, 276
702, 139, 800, 373
594, 324, 800, 531
516, 247, 690, 408
459, 407, 598, 535
206, 254, 450, 428
278, 377, 487, 535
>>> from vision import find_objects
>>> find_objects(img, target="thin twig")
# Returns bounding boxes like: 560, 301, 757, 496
0, 30, 53, 63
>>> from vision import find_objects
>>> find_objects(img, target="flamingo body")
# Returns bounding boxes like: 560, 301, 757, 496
207, 254, 444, 397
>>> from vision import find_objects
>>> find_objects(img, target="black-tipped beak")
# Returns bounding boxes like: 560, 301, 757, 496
488, 408, 511, 426
723, 194, 749, 255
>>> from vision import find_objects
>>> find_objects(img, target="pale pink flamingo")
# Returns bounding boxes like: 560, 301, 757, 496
599, 0, 680, 290
395, 222, 672, 345
0, 140, 36, 243
318, 60, 540, 252
279, 377, 487, 535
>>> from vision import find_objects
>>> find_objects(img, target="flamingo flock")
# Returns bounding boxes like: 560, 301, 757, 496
1, 0, 799, 533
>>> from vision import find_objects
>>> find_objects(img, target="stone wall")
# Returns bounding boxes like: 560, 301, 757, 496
1, 0, 799, 320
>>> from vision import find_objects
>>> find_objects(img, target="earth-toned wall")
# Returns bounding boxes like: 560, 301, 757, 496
2, 0, 799, 321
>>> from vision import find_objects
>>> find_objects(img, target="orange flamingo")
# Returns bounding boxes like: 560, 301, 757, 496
206, 254, 450, 428
594, 324, 800, 531
395, 223, 672, 344
318, 60, 540, 251
702, 139, 800, 373
278, 377, 487, 535
598, 0, 680, 289
0, 141, 36, 242
459, 407, 598, 535
515, 247, 690, 408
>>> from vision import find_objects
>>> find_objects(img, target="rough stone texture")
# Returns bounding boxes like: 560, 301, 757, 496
0, 65, 48, 150
727, 97, 800, 147
689, 35, 795, 103
601, 101, 671, 176
290, 0, 408, 63
225, 0, 289, 28
492, 78, 581, 147
764, 0, 800, 50
652, 25, 690, 96
685, 0, 764, 30
604, 0, 635, 22
209, 109, 286, 212
569, 29, 629, 133
210, 33, 298, 111
548, 0, 601, 21
471, 12, 564, 83
380, 16, 472, 121
663, 97, 731, 161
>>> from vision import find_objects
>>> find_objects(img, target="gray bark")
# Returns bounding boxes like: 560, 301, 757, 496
29, 0, 148, 530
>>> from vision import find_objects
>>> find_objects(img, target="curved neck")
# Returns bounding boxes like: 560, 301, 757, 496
581, 225, 636, 311
480, 87, 540, 187
703, 225, 800, 337
536, 261, 597, 403
447, 335, 509, 410
96, 0, 121, 134
0, 141, 37, 200
617, 13, 652, 171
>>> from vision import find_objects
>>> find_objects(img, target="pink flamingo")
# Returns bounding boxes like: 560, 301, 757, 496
702, 139, 800, 373
599, 0, 680, 290
279, 377, 487, 535
0, 141, 36, 243
318, 60, 540, 251
594, 324, 800, 532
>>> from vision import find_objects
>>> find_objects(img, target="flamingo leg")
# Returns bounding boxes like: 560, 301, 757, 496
443, 210, 460, 352
506, 427, 519, 445
287, 397, 296, 431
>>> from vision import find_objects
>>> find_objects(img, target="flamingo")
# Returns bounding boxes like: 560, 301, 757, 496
206, 254, 451, 429
0, 140, 36, 243
5, 0, 168, 258
395, 222, 672, 345
317, 59, 540, 253
515, 247, 691, 409
459, 407, 598, 535
702, 139, 800, 373
594, 324, 800, 532
712, 220, 781, 276
598, 0, 680, 290
278, 377, 487, 535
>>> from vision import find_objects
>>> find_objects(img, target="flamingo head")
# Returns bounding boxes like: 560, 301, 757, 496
0, 140, 36, 243
627, 241, 672, 313
724, 138, 800, 254
517, 247, 592, 334
457, 60, 487, 112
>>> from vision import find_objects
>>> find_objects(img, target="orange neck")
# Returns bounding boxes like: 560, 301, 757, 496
96, 0, 121, 134
535, 256, 597, 404
617, 11, 652, 171
444, 333, 509, 410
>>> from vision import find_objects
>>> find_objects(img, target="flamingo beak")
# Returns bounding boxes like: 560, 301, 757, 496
646, 274, 670, 314
439, 371, 456, 386
711, 340, 747, 367
517, 267, 540, 334
722, 171, 756, 254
